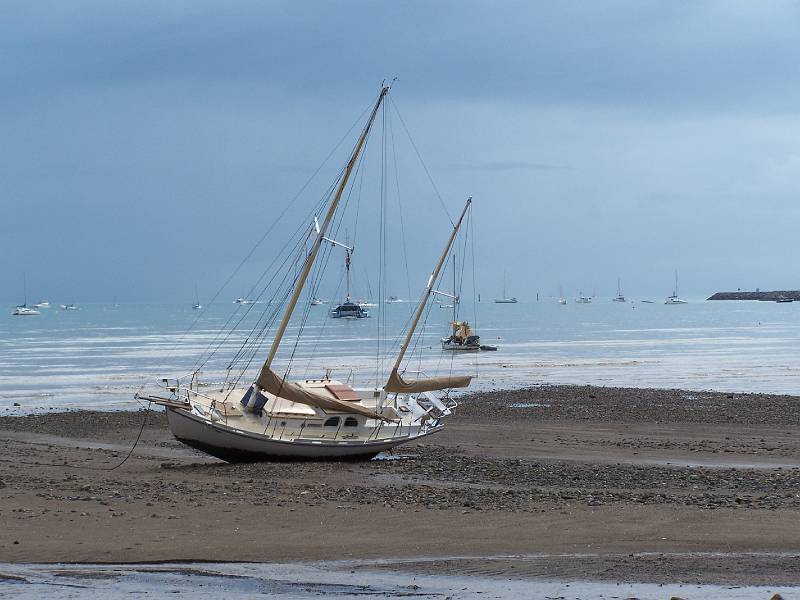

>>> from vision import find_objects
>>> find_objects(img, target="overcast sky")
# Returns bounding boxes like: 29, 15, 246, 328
3, 1, 800, 302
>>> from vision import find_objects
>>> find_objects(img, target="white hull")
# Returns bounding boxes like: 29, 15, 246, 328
165, 406, 439, 461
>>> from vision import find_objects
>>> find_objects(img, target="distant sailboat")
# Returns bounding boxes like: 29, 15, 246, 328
665, 270, 687, 304
494, 271, 518, 303
331, 235, 369, 319
557, 282, 567, 305
613, 278, 626, 302
192, 286, 202, 310
13, 274, 40, 316
575, 291, 592, 304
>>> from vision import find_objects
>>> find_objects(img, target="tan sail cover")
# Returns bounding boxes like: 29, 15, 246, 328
385, 369, 473, 394
255, 368, 391, 421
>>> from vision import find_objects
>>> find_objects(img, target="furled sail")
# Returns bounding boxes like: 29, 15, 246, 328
384, 368, 472, 394
255, 368, 391, 421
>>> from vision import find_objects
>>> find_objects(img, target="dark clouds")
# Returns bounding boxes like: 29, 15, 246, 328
2, 1, 800, 300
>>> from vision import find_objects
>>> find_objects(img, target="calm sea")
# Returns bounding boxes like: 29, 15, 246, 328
2, 297, 800, 412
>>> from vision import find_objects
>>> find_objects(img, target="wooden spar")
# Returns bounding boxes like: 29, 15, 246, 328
389, 197, 472, 376
258, 86, 389, 375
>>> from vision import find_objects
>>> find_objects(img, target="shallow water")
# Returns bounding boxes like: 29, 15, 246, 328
0, 560, 795, 599
2, 298, 800, 412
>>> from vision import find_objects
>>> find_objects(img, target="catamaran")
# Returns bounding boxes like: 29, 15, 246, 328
330, 238, 370, 319
138, 85, 474, 461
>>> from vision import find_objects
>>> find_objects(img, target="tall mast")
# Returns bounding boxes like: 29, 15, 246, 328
452, 253, 457, 327
259, 85, 389, 374
345, 232, 351, 302
390, 198, 471, 375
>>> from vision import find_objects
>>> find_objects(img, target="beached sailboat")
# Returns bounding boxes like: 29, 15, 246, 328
139, 86, 474, 460
665, 270, 687, 304
494, 271, 517, 303
13, 275, 40, 316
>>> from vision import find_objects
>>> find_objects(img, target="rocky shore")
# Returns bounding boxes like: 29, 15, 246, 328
1, 385, 799, 586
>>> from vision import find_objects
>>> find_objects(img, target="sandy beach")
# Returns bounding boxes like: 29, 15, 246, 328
1, 385, 799, 587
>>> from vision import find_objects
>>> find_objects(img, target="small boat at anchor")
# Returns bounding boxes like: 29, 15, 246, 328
13, 275, 40, 315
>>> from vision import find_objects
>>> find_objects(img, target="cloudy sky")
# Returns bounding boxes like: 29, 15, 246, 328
2, 1, 799, 302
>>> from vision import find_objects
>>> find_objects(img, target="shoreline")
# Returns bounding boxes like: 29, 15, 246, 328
1, 384, 800, 586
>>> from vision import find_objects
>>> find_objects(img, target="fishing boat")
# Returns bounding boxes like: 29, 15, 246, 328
32, 300, 50, 309
234, 298, 255, 305
60, 303, 79, 310
494, 271, 517, 303
665, 270, 687, 304
775, 296, 794, 303
310, 298, 324, 306
385, 296, 405, 304
138, 86, 474, 460
13, 275, 41, 315
612, 278, 626, 302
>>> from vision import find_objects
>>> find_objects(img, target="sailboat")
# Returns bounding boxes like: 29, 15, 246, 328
613, 278, 626, 302
13, 274, 40, 316
665, 270, 687, 304
330, 237, 369, 319
192, 286, 202, 310
557, 282, 567, 305
494, 271, 518, 303
575, 291, 592, 303
138, 86, 473, 460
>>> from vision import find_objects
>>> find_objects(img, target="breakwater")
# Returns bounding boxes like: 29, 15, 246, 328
707, 290, 800, 300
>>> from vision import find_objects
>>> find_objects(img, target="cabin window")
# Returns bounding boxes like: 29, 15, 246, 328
343, 417, 358, 427
323, 417, 340, 427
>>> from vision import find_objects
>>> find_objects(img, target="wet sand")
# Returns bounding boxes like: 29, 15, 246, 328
1, 385, 799, 586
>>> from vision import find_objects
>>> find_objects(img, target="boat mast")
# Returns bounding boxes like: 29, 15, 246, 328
259, 85, 389, 373
345, 233, 352, 302
391, 198, 471, 375
452, 253, 457, 330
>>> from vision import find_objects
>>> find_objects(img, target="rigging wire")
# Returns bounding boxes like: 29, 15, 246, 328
388, 95, 454, 226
